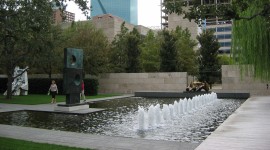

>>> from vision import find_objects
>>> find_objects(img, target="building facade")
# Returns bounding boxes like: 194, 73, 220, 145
201, 0, 232, 54
162, 0, 232, 54
91, 0, 138, 25
61, 14, 151, 43
53, 9, 75, 24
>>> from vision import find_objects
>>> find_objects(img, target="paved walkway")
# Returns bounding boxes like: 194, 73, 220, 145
0, 96, 270, 150
0, 95, 133, 114
196, 96, 270, 150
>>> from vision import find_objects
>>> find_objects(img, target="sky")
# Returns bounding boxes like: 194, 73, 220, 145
66, 0, 161, 28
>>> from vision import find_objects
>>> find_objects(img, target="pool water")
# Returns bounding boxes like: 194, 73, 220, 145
0, 97, 244, 143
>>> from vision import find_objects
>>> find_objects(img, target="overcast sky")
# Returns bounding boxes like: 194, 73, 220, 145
66, 0, 161, 28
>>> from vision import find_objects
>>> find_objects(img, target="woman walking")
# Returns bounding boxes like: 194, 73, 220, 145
48, 80, 58, 103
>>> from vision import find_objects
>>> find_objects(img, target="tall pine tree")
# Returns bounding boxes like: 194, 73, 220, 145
197, 30, 220, 87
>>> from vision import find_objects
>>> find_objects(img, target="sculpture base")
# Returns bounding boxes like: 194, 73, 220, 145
54, 104, 89, 112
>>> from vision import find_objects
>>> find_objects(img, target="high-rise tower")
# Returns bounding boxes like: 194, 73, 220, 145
91, 0, 138, 25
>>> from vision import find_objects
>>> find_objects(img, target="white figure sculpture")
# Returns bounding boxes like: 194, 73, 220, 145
4, 66, 29, 96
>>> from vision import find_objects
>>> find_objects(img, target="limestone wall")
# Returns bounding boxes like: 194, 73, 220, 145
220, 65, 270, 95
98, 72, 188, 94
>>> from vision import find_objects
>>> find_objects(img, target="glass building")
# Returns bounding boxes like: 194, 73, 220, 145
91, 0, 138, 25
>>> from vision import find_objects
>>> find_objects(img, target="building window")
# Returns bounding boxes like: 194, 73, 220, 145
216, 34, 231, 40
219, 42, 231, 47
216, 27, 232, 32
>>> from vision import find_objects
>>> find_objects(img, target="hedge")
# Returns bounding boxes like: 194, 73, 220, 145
0, 78, 98, 96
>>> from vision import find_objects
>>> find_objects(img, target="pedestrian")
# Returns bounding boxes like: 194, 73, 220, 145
48, 80, 58, 104
81, 80, 86, 102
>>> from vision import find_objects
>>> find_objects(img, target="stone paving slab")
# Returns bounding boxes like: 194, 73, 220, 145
0, 95, 133, 114
195, 96, 270, 150
0, 124, 200, 150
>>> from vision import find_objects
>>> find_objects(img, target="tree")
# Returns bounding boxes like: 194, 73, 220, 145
0, 0, 89, 99
140, 30, 161, 72
126, 28, 142, 73
29, 25, 64, 78
109, 22, 129, 72
0, 0, 53, 99
62, 22, 110, 75
109, 22, 142, 73
164, 0, 270, 28
164, 0, 270, 80
173, 26, 198, 75
160, 29, 178, 72
197, 30, 220, 87
218, 55, 232, 66
232, 0, 270, 80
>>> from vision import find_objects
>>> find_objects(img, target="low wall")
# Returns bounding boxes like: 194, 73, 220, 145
135, 91, 250, 99
220, 65, 270, 96
98, 72, 188, 94
2, 65, 269, 96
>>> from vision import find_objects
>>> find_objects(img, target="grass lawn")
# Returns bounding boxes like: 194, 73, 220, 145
0, 94, 120, 105
0, 136, 92, 150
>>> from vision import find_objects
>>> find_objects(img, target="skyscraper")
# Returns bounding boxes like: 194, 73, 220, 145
91, 0, 138, 25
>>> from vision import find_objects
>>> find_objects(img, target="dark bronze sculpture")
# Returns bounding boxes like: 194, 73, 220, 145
63, 48, 83, 105
186, 81, 210, 92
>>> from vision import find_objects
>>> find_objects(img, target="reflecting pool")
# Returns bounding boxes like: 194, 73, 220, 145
0, 97, 244, 143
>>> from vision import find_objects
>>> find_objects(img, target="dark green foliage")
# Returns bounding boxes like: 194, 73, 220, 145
28, 25, 65, 77
197, 30, 221, 85
174, 26, 198, 75
109, 22, 129, 72
110, 22, 142, 73
84, 78, 99, 96
126, 28, 142, 73
164, 0, 270, 28
232, 0, 270, 80
160, 30, 178, 72
164, 0, 270, 81
0, 78, 99, 96
28, 78, 63, 95
140, 30, 161, 72
62, 22, 110, 75
0, 0, 53, 99
0, 0, 89, 99
0, 78, 8, 94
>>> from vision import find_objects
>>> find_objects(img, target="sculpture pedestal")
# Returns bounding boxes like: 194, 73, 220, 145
54, 103, 89, 112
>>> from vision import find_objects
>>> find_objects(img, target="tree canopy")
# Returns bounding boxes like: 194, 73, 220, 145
62, 22, 110, 75
197, 30, 220, 85
160, 29, 178, 72
164, 0, 270, 81
164, 0, 270, 28
0, 0, 89, 99
140, 30, 161, 72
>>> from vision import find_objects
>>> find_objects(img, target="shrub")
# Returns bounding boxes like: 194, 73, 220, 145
0, 78, 98, 96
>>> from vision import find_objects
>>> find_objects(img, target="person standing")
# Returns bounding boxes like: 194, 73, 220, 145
81, 80, 86, 102
48, 80, 58, 104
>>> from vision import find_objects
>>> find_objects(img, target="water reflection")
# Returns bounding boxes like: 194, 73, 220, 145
0, 97, 244, 142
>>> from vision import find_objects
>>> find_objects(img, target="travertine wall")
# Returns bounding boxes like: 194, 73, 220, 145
220, 65, 270, 95
2, 65, 269, 95
98, 72, 188, 94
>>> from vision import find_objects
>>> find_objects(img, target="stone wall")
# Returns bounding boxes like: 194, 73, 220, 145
98, 72, 188, 94
2, 65, 269, 95
219, 65, 270, 95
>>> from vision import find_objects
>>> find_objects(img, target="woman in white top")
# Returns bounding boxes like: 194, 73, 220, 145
48, 80, 58, 103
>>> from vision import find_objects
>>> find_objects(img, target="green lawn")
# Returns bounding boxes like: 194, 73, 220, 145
0, 94, 120, 105
0, 136, 92, 150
